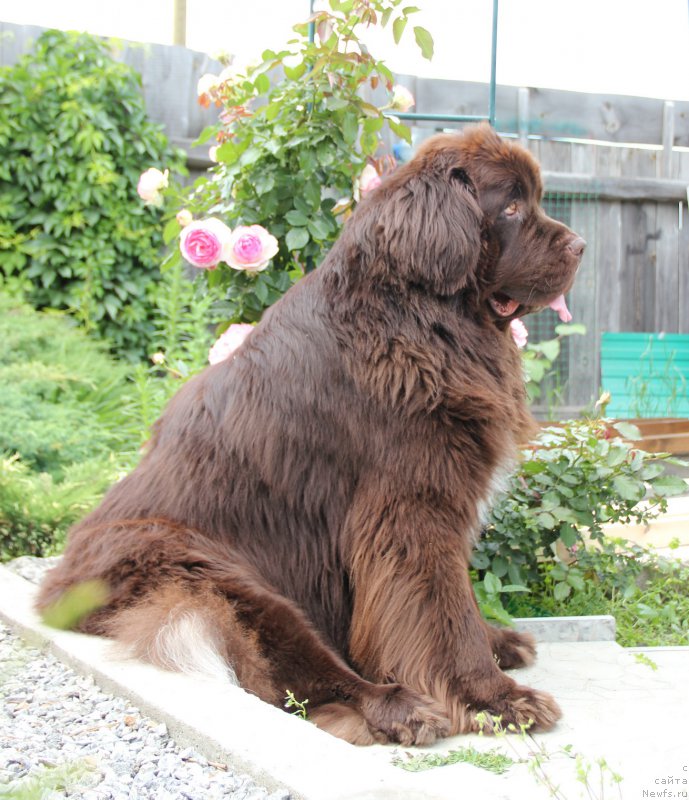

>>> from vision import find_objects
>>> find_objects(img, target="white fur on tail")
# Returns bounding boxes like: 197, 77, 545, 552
150, 609, 238, 684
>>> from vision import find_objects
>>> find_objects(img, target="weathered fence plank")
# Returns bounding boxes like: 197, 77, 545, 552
655, 203, 681, 332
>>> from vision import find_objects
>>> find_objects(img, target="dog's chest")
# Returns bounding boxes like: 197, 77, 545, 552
474, 446, 517, 538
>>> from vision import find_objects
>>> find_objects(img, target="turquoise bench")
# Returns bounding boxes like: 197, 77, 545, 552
600, 333, 689, 418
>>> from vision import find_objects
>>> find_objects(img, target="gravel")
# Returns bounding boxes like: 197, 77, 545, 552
1, 558, 290, 800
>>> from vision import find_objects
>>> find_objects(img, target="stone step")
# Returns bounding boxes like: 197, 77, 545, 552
1, 565, 686, 799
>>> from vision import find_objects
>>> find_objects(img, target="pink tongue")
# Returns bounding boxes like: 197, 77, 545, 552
549, 295, 572, 322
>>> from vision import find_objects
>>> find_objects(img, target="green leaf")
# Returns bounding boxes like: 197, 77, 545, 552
285, 227, 309, 250
558, 524, 578, 548
359, 101, 381, 119
470, 551, 490, 570
612, 421, 642, 441
264, 102, 281, 122
535, 339, 560, 362
307, 216, 331, 240
521, 459, 546, 474
284, 62, 307, 81
162, 217, 181, 246
304, 180, 321, 208
363, 115, 385, 134
325, 97, 349, 111
360, 130, 379, 156
342, 113, 359, 145
192, 125, 218, 147
254, 72, 270, 94
553, 581, 572, 601
387, 117, 412, 144
566, 572, 585, 591
298, 149, 317, 175
239, 146, 262, 167
612, 475, 644, 502
536, 511, 557, 530
285, 209, 309, 227
253, 171, 275, 196
649, 474, 688, 497
639, 462, 664, 481
483, 572, 502, 595
215, 140, 240, 164
392, 16, 408, 44
606, 446, 628, 467
491, 556, 508, 578
253, 277, 269, 304
555, 323, 587, 336
316, 141, 335, 167
413, 25, 434, 59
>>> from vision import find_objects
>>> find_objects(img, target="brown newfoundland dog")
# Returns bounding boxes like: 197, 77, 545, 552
37, 125, 584, 746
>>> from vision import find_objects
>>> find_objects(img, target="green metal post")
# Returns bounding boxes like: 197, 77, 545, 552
309, 0, 316, 44
489, 0, 499, 126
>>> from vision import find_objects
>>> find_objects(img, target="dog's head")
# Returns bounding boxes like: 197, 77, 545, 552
355, 125, 584, 318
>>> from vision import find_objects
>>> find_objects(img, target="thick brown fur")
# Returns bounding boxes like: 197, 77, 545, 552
37, 126, 584, 745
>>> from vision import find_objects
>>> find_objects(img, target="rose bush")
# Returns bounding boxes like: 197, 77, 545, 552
146, 0, 430, 331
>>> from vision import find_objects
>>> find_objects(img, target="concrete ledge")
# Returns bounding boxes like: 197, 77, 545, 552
513, 614, 616, 642
2, 565, 688, 799
0, 566, 523, 799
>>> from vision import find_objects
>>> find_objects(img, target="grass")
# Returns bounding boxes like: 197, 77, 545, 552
392, 745, 514, 774
505, 552, 689, 647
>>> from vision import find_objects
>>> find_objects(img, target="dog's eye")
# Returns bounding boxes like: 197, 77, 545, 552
503, 201, 519, 217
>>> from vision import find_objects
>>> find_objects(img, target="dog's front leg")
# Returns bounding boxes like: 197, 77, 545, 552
346, 494, 561, 735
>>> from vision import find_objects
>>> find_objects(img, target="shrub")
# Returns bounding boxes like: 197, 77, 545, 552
0, 289, 217, 559
505, 543, 689, 647
473, 417, 688, 624
0, 29, 184, 359
0, 455, 122, 560
154, 0, 432, 326
0, 296, 139, 475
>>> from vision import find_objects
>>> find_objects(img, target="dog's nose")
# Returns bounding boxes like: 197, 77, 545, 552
567, 236, 586, 257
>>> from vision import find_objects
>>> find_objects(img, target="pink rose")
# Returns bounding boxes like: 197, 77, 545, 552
137, 168, 168, 206
357, 164, 382, 198
179, 218, 232, 270
208, 323, 254, 365
224, 225, 278, 273
549, 294, 572, 323
510, 318, 528, 348
390, 85, 415, 113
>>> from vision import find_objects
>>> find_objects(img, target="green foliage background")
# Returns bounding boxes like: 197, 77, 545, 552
0, 29, 184, 359
164, 0, 431, 325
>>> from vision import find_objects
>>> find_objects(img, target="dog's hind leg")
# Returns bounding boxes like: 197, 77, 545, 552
37, 518, 449, 746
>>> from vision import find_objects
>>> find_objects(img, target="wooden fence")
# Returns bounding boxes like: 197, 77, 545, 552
2, 21, 689, 416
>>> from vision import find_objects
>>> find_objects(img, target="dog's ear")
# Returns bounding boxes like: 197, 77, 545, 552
376, 157, 482, 295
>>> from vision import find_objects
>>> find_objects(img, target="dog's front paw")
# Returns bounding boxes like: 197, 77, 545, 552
472, 682, 562, 733
491, 628, 537, 670
360, 684, 451, 746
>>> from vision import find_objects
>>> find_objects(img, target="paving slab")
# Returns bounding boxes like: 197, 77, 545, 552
1, 565, 687, 800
